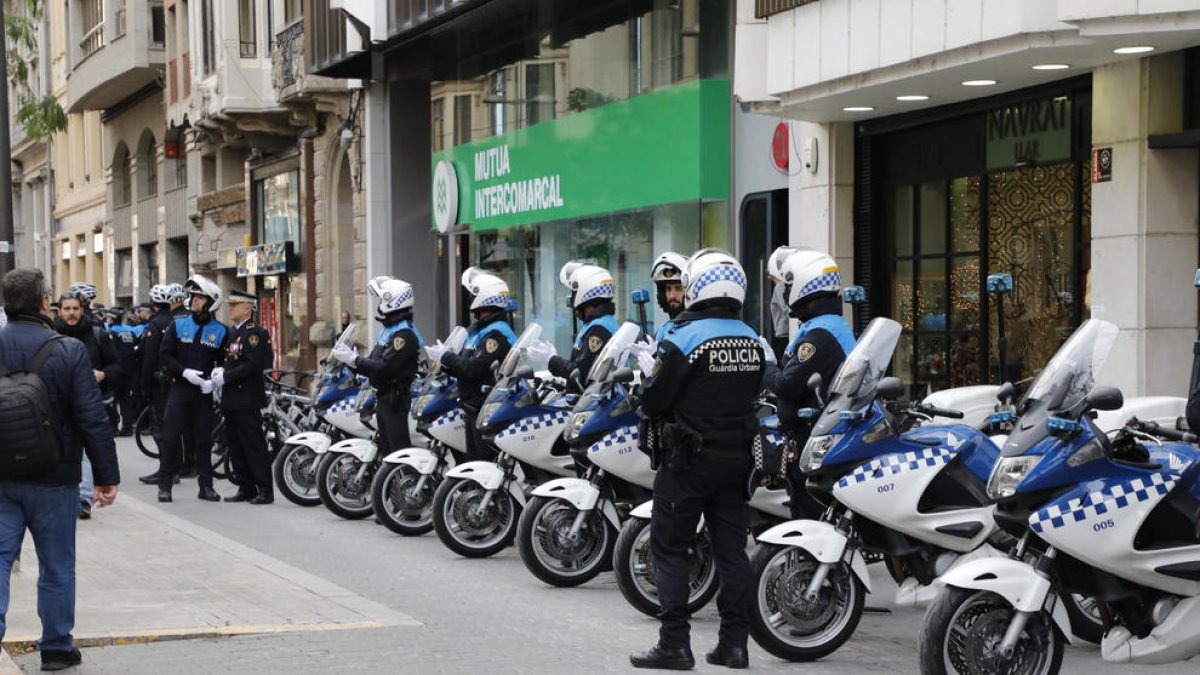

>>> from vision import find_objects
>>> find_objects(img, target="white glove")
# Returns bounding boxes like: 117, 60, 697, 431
423, 340, 448, 364
210, 367, 225, 389
199, 379, 215, 395
759, 336, 777, 366
627, 338, 657, 359
635, 350, 657, 378
527, 339, 558, 364
331, 343, 358, 366
182, 369, 204, 386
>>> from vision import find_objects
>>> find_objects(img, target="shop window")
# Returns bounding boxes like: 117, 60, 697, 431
256, 170, 302, 249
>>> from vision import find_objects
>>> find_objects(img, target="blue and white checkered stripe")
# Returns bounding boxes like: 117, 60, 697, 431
579, 282, 615, 303
496, 410, 570, 440
431, 408, 465, 429
764, 429, 785, 449
836, 447, 953, 488
329, 399, 356, 415
475, 294, 509, 308
393, 287, 413, 306
690, 265, 747, 295
799, 270, 841, 297
589, 426, 639, 453
1029, 471, 1178, 534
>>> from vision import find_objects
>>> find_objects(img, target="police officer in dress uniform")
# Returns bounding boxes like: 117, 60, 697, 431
139, 284, 187, 484
629, 249, 765, 671
760, 249, 856, 520
527, 262, 618, 387
211, 291, 274, 504
425, 268, 516, 462
330, 277, 423, 453
156, 275, 228, 503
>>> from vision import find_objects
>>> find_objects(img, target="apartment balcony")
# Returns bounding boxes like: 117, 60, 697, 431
66, 0, 166, 112
273, 19, 350, 105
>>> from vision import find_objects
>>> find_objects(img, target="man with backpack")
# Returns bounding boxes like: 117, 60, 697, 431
0, 268, 119, 672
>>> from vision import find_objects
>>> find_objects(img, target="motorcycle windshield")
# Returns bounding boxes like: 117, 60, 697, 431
499, 323, 544, 379
813, 318, 901, 436
334, 322, 359, 351
429, 326, 467, 377
588, 322, 640, 384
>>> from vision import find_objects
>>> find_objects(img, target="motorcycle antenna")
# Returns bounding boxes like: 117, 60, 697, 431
987, 273, 1014, 385
631, 289, 651, 339
1186, 269, 1200, 432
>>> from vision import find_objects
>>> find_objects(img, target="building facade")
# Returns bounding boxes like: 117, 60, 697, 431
737, 0, 1200, 397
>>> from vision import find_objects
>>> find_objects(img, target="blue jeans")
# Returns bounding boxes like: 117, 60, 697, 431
0, 481, 79, 651
79, 457, 94, 505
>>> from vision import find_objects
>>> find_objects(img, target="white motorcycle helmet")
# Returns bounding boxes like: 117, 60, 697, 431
567, 264, 615, 309
149, 284, 173, 305
767, 245, 807, 281
461, 267, 511, 311
782, 249, 842, 308
558, 260, 589, 289
651, 252, 688, 283
369, 276, 415, 316
681, 248, 747, 310
167, 283, 188, 303
184, 274, 223, 313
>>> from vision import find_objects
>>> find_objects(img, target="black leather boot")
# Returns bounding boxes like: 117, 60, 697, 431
630, 644, 694, 670
705, 644, 749, 669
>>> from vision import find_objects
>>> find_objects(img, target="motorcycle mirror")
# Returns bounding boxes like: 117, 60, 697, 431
612, 367, 636, 384
516, 365, 535, 380
1085, 386, 1124, 412
1177, 416, 1190, 432
807, 372, 825, 406
996, 381, 1016, 404
570, 368, 585, 391
876, 377, 905, 400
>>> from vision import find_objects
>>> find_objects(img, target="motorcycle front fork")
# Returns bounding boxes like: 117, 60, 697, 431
998, 537, 1058, 657
805, 508, 856, 601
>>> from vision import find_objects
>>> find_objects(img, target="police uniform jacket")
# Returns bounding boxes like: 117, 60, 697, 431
764, 298, 855, 434
441, 312, 516, 411
353, 313, 423, 398
109, 323, 143, 389
640, 307, 765, 454
548, 303, 618, 384
220, 318, 273, 410
160, 312, 229, 387
140, 307, 174, 391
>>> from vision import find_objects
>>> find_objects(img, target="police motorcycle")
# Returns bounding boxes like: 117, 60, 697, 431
432, 323, 577, 558
274, 324, 374, 506
515, 321, 645, 587
370, 326, 471, 535
918, 318, 1200, 675
314, 384, 381, 519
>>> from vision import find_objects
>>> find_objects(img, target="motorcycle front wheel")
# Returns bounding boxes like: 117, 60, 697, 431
316, 453, 376, 520
749, 543, 864, 662
371, 462, 441, 536
919, 587, 1063, 675
431, 476, 519, 558
516, 495, 615, 587
611, 516, 718, 617
273, 443, 322, 507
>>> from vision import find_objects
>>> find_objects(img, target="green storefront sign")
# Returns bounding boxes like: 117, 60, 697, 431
431, 79, 731, 232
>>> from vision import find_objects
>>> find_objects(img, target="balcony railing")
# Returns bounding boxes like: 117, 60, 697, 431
275, 21, 305, 88
78, 0, 105, 57
754, 0, 818, 18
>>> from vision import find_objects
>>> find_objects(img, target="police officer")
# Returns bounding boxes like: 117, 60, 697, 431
761, 248, 856, 519
109, 310, 145, 436
426, 268, 516, 462
651, 252, 688, 339
156, 274, 228, 503
630, 249, 765, 671
211, 291, 275, 504
138, 284, 184, 485
330, 277, 422, 452
527, 262, 618, 387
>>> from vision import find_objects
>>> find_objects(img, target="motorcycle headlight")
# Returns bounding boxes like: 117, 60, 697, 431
799, 434, 841, 473
411, 394, 433, 419
987, 455, 1044, 499
564, 411, 594, 442
478, 401, 502, 429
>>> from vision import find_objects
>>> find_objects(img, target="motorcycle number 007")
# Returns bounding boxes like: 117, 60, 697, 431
1093, 518, 1116, 532
877, 483, 895, 494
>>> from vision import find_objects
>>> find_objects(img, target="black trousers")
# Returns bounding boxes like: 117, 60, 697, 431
374, 391, 412, 454
461, 410, 490, 462
150, 380, 193, 468
651, 451, 752, 651
158, 385, 215, 491
225, 408, 273, 497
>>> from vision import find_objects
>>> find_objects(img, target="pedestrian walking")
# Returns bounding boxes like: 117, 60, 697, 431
155, 275, 228, 503
212, 291, 275, 504
630, 249, 765, 671
0, 268, 119, 672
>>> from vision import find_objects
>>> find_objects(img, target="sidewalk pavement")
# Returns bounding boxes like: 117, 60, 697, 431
2, 489, 418, 655
0, 647, 17, 675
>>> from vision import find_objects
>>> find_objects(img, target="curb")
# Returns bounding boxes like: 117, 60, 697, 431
0, 646, 19, 675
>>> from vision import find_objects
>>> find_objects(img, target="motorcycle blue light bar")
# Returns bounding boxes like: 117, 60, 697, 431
843, 286, 866, 304
990, 411, 1015, 424
987, 273, 1013, 293
631, 289, 650, 304
508, 299, 520, 312
838, 410, 863, 422
1046, 416, 1080, 435
796, 408, 818, 420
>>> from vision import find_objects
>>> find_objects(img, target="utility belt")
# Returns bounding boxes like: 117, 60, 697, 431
637, 417, 749, 471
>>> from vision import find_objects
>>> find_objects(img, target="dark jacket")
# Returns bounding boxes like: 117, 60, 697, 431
548, 302, 617, 387
220, 318, 273, 410
353, 312, 422, 397
763, 299, 853, 435
441, 313, 514, 411
140, 307, 173, 392
161, 312, 229, 388
54, 315, 122, 399
0, 315, 120, 486
640, 308, 765, 454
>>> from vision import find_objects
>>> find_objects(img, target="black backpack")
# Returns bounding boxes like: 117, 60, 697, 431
0, 335, 65, 478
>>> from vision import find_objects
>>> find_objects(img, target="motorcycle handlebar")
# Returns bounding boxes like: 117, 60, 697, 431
1129, 418, 1199, 444
915, 404, 965, 420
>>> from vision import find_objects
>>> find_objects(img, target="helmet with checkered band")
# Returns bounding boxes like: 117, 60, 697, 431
461, 267, 511, 311
167, 283, 187, 303
369, 276, 414, 316
767, 245, 807, 280
149, 284, 173, 305
67, 282, 97, 306
651, 252, 688, 284
782, 249, 841, 308
185, 273, 223, 312
558, 260, 589, 289
681, 248, 747, 310
566, 264, 614, 309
